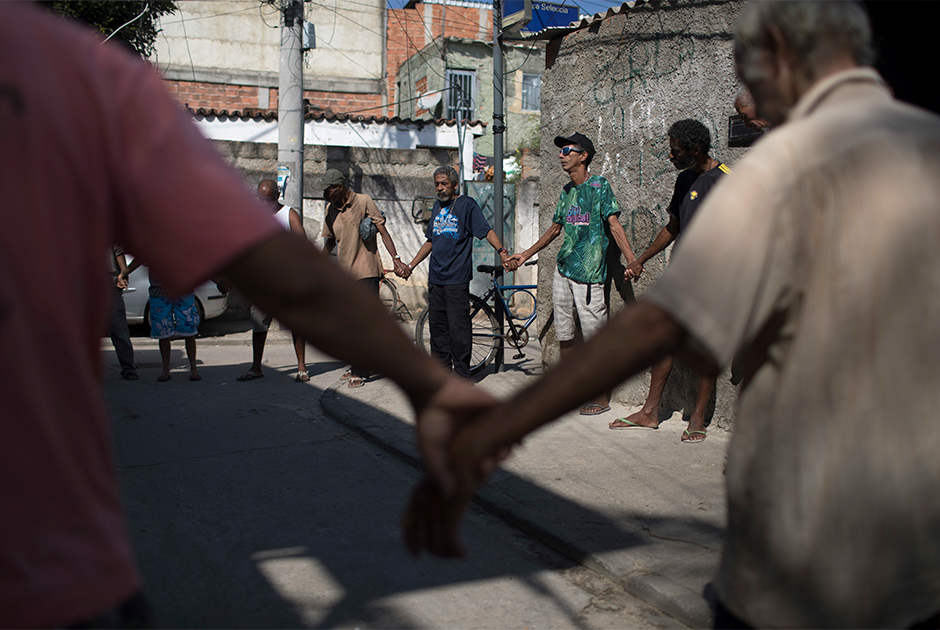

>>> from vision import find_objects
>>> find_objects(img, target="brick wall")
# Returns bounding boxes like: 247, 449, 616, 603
165, 81, 262, 111
164, 80, 384, 116
386, 2, 491, 118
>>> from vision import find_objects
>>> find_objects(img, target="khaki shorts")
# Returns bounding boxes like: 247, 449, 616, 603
552, 267, 607, 342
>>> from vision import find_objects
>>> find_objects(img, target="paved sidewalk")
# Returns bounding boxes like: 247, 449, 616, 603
320, 343, 729, 629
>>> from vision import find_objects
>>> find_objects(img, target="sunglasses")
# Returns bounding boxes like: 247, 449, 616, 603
559, 146, 585, 156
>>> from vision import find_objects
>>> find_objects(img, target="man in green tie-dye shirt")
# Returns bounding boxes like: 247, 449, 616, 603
510, 132, 637, 415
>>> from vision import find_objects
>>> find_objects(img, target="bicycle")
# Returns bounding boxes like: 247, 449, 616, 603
414, 260, 538, 375
379, 270, 401, 317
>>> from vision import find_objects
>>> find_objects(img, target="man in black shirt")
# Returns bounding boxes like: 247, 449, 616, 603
611, 119, 729, 441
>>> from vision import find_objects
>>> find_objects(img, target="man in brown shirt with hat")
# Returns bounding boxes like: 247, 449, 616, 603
317, 169, 410, 387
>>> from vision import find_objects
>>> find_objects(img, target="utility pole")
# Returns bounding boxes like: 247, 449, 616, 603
492, 0, 506, 370
278, 0, 304, 216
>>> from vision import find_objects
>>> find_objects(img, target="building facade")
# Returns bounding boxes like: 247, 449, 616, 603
151, 0, 386, 115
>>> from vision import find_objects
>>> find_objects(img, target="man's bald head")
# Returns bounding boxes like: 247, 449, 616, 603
257, 179, 279, 209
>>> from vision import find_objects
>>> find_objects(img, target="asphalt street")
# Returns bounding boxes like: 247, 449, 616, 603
101, 323, 688, 628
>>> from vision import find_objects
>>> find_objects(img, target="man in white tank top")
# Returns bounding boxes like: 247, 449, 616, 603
237, 180, 310, 382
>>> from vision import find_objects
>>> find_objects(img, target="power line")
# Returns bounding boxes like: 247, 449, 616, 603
157, 4, 258, 25
178, 6, 196, 81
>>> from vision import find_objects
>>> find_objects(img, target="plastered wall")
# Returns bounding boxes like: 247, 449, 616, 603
538, 0, 748, 429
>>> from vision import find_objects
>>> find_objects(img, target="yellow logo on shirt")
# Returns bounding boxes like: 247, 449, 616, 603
689, 190, 698, 200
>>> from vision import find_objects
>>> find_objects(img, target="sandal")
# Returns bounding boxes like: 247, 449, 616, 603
579, 403, 610, 416
295, 371, 310, 382
347, 376, 365, 388
682, 430, 707, 443
609, 418, 657, 430
236, 370, 264, 381
340, 369, 353, 380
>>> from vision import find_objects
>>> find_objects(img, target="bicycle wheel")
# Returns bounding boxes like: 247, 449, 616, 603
379, 277, 399, 315
414, 295, 499, 375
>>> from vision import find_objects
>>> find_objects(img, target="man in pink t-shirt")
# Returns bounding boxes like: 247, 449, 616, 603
0, 4, 492, 627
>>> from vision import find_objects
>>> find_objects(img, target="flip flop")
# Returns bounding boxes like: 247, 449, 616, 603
682, 430, 707, 443
236, 370, 264, 381
579, 403, 610, 416
157, 374, 171, 382
609, 418, 657, 430
295, 371, 310, 382
348, 376, 365, 388
340, 369, 353, 380
189, 373, 202, 381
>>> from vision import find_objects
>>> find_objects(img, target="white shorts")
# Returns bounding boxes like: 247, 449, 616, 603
552, 267, 607, 343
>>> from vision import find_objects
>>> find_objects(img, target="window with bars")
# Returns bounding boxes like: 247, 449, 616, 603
446, 69, 476, 122
521, 73, 541, 111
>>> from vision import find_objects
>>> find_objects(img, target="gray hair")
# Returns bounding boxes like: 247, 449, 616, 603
735, 1, 874, 80
434, 165, 459, 185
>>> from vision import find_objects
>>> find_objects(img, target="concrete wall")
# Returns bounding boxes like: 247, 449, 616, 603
538, 0, 748, 430
152, 1, 385, 114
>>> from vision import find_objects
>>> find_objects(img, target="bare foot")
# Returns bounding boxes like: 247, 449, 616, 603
611, 408, 659, 429
157, 373, 172, 382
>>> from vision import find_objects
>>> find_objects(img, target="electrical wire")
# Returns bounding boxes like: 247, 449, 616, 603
157, 4, 259, 26
178, 6, 197, 81
101, 1, 150, 45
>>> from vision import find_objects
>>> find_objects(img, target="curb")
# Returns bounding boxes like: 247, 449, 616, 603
101, 331, 296, 349
319, 381, 713, 628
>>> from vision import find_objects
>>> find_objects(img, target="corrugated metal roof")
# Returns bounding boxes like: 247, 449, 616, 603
188, 107, 486, 129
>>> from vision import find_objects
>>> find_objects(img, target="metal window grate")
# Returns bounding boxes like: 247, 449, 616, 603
446, 69, 475, 122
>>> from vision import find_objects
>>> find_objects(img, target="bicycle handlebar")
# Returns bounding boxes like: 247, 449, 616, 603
477, 259, 537, 274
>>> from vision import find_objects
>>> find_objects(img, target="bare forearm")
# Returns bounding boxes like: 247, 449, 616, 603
637, 226, 676, 265
484, 230, 511, 265
289, 210, 306, 238
123, 257, 142, 277
455, 301, 685, 457
409, 242, 433, 269
223, 232, 449, 410
608, 218, 636, 263
520, 223, 562, 260
380, 230, 399, 259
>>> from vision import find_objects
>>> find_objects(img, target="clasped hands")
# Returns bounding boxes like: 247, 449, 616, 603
624, 258, 643, 281
392, 258, 412, 280
404, 376, 516, 558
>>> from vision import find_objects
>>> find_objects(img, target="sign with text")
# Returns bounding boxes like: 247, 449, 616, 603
502, 0, 532, 33
505, 1, 579, 38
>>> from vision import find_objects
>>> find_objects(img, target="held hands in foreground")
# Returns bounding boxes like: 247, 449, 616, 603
412, 375, 499, 498
404, 399, 514, 557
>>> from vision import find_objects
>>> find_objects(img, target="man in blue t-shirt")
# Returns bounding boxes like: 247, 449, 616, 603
404, 165, 516, 377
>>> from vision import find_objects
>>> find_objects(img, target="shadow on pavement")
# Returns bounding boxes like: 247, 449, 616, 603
103, 348, 718, 628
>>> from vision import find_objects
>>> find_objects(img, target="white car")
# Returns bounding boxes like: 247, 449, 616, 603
121, 256, 228, 327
